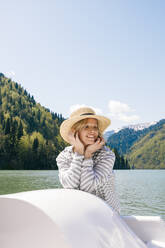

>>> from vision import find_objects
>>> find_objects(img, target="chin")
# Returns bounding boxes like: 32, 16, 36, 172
85, 141, 95, 145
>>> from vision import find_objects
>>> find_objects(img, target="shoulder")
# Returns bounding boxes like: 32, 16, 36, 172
94, 146, 115, 161
56, 146, 73, 161
63, 145, 73, 154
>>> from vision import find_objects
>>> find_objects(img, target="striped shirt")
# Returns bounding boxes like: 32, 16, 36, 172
56, 145, 120, 213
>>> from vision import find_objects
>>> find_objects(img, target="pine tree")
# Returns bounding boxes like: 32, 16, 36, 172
0, 88, 2, 105
37, 109, 41, 121
10, 119, 18, 147
113, 148, 120, 169
32, 137, 39, 152
17, 121, 23, 139
0, 111, 4, 124
5, 118, 11, 135
120, 156, 125, 170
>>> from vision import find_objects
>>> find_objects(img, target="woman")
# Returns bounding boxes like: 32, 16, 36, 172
56, 107, 120, 213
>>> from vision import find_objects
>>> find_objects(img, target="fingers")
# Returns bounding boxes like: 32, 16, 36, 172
68, 131, 76, 144
74, 132, 84, 155
95, 137, 105, 149
86, 138, 104, 153
96, 137, 105, 145
75, 132, 84, 146
100, 137, 105, 145
75, 132, 81, 143
75, 132, 79, 139
68, 131, 80, 141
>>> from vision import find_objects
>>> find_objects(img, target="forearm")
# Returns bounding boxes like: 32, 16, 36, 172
80, 151, 115, 192
57, 152, 84, 189
79, 158, 95, 192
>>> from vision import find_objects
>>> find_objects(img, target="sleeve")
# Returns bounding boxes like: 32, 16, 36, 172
56, 149, 84, 189
79, 147, 115, 193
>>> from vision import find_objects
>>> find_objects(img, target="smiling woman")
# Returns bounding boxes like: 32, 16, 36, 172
56, 106, 120, 213
71, 118, 103, 158
77, 119, 99, 144
72, 118, 102, 145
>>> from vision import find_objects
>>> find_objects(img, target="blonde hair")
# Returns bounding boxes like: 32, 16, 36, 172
71, 118, 102, 137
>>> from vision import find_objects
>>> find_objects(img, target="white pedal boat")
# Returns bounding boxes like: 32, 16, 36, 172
0, 189, 165, 248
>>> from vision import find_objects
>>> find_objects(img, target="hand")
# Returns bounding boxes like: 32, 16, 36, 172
68, 131, 84, 155
84, 137, 105, 159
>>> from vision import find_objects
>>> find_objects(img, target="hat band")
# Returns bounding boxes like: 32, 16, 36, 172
80, 113, 95, 116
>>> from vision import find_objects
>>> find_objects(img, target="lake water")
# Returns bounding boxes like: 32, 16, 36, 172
0, 170, 165, 220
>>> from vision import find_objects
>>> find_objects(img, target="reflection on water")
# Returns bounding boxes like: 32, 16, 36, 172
0, 170, 165, 220
0, 170, 61, 195
115, 170, 165, 220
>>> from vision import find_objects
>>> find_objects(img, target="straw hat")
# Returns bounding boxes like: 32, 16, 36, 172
60, 107, 111, 143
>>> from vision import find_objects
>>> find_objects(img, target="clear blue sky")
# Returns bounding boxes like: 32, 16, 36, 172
1, 0, 165, 130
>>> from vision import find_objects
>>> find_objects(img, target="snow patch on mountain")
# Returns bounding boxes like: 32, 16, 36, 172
104, 121, 158, 141
117, 121, 158, 132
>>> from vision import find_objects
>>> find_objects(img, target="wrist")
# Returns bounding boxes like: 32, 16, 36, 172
74, 147, 84, 156
84, 151, 92, 159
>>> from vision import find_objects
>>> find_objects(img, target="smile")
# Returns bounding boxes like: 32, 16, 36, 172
86, 136, 95, 139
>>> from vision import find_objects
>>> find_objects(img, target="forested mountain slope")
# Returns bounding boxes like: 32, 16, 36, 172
128, 123, 165, 169
0, 73, 66, 169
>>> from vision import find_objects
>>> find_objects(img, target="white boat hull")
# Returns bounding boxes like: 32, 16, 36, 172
0, 189, 165, 248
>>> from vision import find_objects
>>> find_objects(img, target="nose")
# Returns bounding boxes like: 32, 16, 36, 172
89, 127, 95, 133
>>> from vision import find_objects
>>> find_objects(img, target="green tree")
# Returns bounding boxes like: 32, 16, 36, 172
32, 137, 39, 152
17, 121, 23, 139
5, 118, 10, 135
0, 89, 2, 105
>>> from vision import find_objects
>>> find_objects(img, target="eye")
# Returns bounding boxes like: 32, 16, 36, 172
83, 125, 98, 131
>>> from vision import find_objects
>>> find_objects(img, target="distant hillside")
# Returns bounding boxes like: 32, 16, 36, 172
104, 122, 157, 142
128, 123, 165, 169
0, 73, 66, 169
106, 119, 165, 169
107, 119, 165, 155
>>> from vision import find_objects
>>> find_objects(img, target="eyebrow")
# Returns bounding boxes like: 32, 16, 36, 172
84, 124, 98, 127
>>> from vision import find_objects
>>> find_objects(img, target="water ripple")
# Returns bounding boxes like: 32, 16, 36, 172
0, 170, 165, 221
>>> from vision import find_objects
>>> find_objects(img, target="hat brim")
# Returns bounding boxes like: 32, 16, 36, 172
60, 115, 111, 144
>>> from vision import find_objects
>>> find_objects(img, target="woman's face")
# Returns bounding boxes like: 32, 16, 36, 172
78, 118, 99, 146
